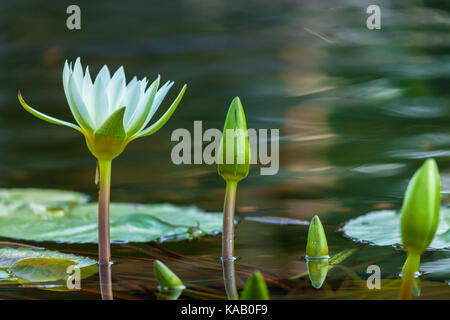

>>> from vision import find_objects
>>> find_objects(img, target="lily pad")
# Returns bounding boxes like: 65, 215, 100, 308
421, 258, 450, 285
0, 247, 97, 284
342, 208, 450, 249
0, 203, 223, 243
10, 258, 78, 282
0, 188, 89, 207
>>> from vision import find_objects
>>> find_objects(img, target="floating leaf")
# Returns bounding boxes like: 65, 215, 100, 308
421, 257, 450, 283
244, 216, 309, 226
9, 258, 76, 282
0, 247, 96, 269
0, 188, 89, 207
0, 203, 222, 243
342, 209, 449, 249
0, 247, 97, 285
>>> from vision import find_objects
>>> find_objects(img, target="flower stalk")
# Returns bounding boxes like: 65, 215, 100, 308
217, 97, 250, 300
98, 159, 112, 265
399, 252, 420, 300
222, 180, 239, 299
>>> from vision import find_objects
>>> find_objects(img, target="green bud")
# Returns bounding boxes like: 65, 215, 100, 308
153, 260, 185, 290
306, 215, 329, 259
400, 159, 440, 255
241, 270, 270, 300
218, 97, 250, 182
306, 260, 330, 289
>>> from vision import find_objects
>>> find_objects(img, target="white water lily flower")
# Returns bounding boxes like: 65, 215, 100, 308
19, 57, 187, 160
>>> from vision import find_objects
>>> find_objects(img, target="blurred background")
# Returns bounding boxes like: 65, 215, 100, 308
0, 0, 449, 299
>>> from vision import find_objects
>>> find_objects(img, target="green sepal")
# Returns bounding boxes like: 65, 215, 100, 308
153, 260, 185, 290
18, 91, 82, 133
94, 106, 127, 140
135, 84, 187, 139
241, 270, 270, 300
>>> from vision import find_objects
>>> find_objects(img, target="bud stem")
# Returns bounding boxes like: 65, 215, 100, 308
399, 252, 420, 300
222, 180, 239, 300
98, 159, 112, 266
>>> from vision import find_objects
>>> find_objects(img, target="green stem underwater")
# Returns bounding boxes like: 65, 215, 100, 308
98, 159, 112, 266
399, 252, 420, 300
222, 180, 239, 300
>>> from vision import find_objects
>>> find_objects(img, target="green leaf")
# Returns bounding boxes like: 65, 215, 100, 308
0, 202, 222, 243
328, 248, 357, 265
94, 106, 127, 139
421, 257, 450, 284
0, 188, 89, 207
18, 92, 82, 132
0, 247, 96, 269
241, 270, 270, 300
135, 84, 187, 139
9, 258, 77, 282
0, 188, 89, 221
0, 247, 97, 284
343, 209, 449, 250
154, 260, 185, 290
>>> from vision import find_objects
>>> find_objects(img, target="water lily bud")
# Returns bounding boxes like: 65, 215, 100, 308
400, 159, 440, 254
241, 270, 270, 300
306, 215, 329, 259
153, 260, 185, 290
218, 97, 250, 182
306, 260, 330, 289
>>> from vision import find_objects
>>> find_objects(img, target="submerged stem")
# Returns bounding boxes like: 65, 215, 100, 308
222, 180, 239, 300
98, 159, 112, 266
399, 252, 420, 300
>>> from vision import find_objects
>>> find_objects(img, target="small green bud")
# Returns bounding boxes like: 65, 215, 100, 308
241, 270, 270, 300
153, 260, 185, 290
400, 159, 440, 255
306, 215, 329, 259
218, 97, 251, 182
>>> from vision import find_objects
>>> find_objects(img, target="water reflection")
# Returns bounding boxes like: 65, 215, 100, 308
99, 263, 113, 300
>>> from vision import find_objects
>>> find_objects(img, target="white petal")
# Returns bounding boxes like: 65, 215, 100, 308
96, 65, 111, 85
62, 60, 71, 95
68, 74, 95, 131
82, 66, 95, 116
106, 66, 126, 113
122, 80, 141, 124
72, 57, 84, 91
139, 78, 148, 95
125, 81, 155, 132
126, 76, 137, 89
93, 71, 110, 127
